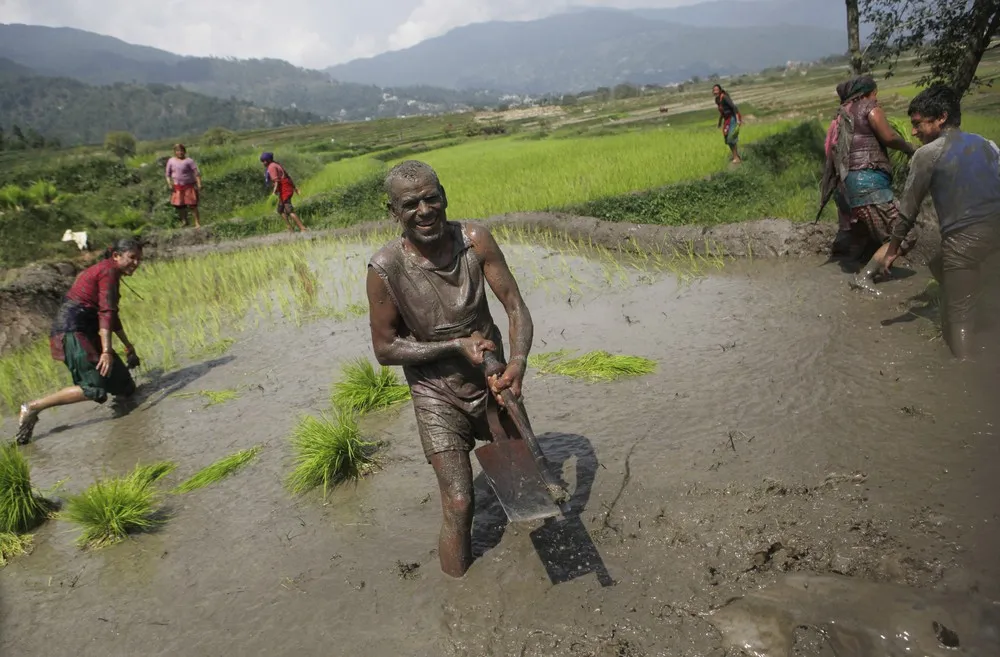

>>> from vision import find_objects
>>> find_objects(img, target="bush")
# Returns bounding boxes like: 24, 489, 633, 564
202, 127, 237, 146
104, 131, 137, 160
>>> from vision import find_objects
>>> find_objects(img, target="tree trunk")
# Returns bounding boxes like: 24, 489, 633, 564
846, 0, 864, 74
951, 0, 1000, 97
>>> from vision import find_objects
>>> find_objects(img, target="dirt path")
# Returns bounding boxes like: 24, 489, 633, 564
2, 239, 997, 656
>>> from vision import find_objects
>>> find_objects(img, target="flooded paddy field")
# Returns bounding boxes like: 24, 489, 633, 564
2, 229, 999, 657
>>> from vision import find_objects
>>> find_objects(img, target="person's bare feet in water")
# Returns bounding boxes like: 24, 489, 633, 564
15, 403, 39, 445
849, 260, 886, 296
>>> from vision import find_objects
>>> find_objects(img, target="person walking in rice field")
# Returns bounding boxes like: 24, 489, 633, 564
817, 75, 916, 295
14, 238, 144, 445
261, 152, 308, 233
165, 143, 202, 228
713, 84, 743, 164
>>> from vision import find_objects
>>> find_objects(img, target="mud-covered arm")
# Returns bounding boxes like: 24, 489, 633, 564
366, 266, 463, 366
884, 146, 937, 267
469, 224, 533, 368
870, 105, 915, 156
892, 145, 937, 244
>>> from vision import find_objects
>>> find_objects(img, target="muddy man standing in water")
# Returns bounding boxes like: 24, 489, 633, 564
366, 160, 533, 578
882, 84, 1000, 360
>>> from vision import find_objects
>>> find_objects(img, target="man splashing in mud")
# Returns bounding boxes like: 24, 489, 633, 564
366, 160, 533, 577
882, 84, 1000, 360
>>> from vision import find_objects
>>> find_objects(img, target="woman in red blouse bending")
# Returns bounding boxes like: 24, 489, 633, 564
16, 238, 144, 445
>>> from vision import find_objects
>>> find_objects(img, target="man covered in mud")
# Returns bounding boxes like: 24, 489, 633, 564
882, 84, 1000, 360
366, 160, 533, 578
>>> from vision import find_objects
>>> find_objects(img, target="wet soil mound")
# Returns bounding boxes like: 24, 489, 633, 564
0, 262, 78, 355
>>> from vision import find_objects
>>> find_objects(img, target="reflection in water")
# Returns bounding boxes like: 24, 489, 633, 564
709, 573, 1000, 657
471, 432, 613, 587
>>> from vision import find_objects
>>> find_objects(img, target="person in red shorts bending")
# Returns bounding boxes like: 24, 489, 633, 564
260, 152, 307, 232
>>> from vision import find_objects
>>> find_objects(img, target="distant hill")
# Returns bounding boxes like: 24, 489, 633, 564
0, 23, 501, 119
0, 71, 321, 145
326, 6, 848, 93
0, 57, 37, 77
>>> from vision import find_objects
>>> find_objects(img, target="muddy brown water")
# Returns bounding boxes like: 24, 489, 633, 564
2, 240, 999, 657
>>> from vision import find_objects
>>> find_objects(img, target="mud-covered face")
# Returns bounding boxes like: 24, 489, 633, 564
910, 111, 948, 145
389, 176, 448, 246
114, 249, 142, 276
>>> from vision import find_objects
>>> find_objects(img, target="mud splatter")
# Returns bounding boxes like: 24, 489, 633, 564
709, 573, 1000, 657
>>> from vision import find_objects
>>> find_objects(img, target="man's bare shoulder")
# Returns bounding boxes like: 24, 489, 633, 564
368, 237, 401, 270
463, 222, 496, 251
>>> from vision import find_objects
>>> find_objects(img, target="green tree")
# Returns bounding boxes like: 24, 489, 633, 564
104, 131, 137, 159
10, 125, 26, 150
25, 127, 46, 149
861, 0, 1000, 97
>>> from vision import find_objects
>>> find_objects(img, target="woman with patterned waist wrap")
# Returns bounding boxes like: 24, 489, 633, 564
14, 238, 144, 445
819, 75, 917, 294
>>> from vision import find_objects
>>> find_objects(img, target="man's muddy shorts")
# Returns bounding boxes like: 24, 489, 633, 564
63, 334, 136, 404
930, 221, 1000, 325
412, 394, 490, 463
277, 198, 294, 215
852, 201, 917, 256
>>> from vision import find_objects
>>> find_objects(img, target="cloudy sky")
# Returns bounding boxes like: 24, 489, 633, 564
0, 0, 744, 69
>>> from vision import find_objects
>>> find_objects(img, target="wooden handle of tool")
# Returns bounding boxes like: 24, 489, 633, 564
481, 349, 506, 378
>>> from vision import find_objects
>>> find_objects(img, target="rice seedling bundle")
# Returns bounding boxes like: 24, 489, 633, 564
331, 358, 411, 415
528, 350, 656, 382
0, 532, 33, 567
286, 412, 379, 499
172, 446, 262, 494
0, 443, 51, 533
60, 461, 174, 549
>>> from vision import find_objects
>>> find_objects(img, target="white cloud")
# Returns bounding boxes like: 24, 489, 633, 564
0, 0, 738, 68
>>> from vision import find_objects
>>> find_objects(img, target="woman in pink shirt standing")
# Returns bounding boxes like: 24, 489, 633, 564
165, 143, 202, 228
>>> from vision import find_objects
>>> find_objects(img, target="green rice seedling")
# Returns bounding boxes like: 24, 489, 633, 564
331, 358, 411, 415
528, 350, 656, 382
171, 446, 262, 494
0, 443, 52, 533
194, 338, 236, 359
60, 463, 168, 549
286, 412, 379, 499
172, 388, 241, 407
0, 531, 33, 567
527, 350, 574, 373
128, 461, 177, 488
